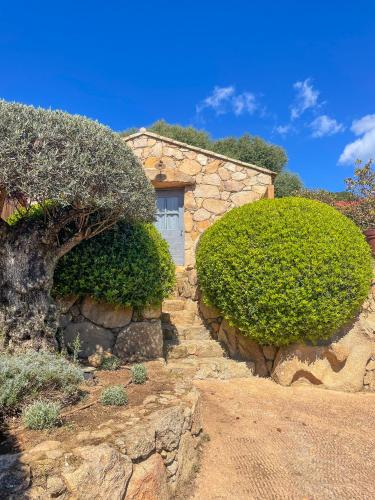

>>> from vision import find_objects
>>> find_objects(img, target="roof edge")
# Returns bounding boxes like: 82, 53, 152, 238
123, 130, 277, 177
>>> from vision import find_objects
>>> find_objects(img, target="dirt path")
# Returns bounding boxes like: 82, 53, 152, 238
192, 377, 375, 500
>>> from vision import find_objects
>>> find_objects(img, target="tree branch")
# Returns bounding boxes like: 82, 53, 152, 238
56, 231, 86, 258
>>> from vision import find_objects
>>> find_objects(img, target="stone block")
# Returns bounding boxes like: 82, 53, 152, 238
179, 159, 201, 175
126, 454, 169, 500
114, 321, 163, 361
80, 297, 132, 329
63, 321, 115, 358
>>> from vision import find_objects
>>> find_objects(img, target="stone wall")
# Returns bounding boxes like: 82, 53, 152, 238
125, 132, 274, 283
199, 286, 375, 393
0, 380, 203, 499
58, 296, 163, 363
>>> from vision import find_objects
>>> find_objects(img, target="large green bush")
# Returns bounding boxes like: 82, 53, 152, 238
53, 222, 175, 307
196, 198, 372, 346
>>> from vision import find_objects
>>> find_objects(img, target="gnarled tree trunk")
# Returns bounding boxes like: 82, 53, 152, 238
0, 222, 59, 351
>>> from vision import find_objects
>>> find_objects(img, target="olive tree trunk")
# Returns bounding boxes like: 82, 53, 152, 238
0, 223, 60, 351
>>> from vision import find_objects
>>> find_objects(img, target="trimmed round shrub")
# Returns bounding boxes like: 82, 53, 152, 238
22, 400, 61, 430
196, 198, 372, 346
131, 363, 148, 384
100, 385, 128, 406
53, 222, 175, 307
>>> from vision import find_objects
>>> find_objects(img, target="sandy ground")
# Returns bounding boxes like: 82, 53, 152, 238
192, 377, 375, 500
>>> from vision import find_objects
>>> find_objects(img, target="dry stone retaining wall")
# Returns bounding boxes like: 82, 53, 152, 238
0, 383, 202, 499
58, 296, 163, 363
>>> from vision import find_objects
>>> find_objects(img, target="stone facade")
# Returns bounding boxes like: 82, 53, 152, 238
124, 130, 275, 275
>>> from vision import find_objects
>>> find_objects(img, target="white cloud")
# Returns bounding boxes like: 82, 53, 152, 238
232, 92, 257, 115
290, 78, 320, 120
196, 86, 235, 114
339, 114, 375, 165
274, 124, 294, 137
197, 86, 258, 116
309, 115, 344, 138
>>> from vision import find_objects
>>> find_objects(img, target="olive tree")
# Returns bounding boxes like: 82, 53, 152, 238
0, 100, 155, 351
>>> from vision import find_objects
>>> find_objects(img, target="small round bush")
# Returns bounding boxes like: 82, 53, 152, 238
22, 400, 61, 430
100, 356, 121, 371
53, 222, 175, 307
100, 385, 128, 406
196, 198, 372, 346
131, 364, 148, 384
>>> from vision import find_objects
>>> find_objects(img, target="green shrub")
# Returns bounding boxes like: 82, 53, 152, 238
100, 356, 121, 371
100, 385, 128, 406
0, 351, 83, 414
53, 222, 175, 307
196, 198, 372, 346
22, 400, 61, 430
131, 364, 148, 384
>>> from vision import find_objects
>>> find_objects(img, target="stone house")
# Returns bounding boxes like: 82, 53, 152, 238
124, 129, 276, 271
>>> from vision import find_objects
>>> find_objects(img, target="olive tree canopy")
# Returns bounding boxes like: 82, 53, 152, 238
0, 100, 155, 351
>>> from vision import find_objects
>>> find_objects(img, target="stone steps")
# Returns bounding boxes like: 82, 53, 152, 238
163, 324, 211, 341
165, 339, 225, 360
162, 295, 255, 380
167, 357, 255, 380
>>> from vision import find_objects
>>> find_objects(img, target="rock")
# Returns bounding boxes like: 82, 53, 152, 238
88, 351, 104, 368
218, 167, 231, 180
153, 406, 185, 452
364, 370, 375, 389
205, 160, 221, 173
192, 208, 211, 221
63, 321, 115, 358
80, 297, 133, 329
55, 295, 78, 313
47, 476, 66, 497
366, 358, 375, 370
272, 324, 375, 392
218, 320, 268, 377
62, 444, 132, 500
0, 454, 30, 495
223, 180, 244, 192
179, 159, 201, 175
140, 305, 162, 320
231, 190, 258, 206
202, 198, 228, 215
194, 184, 220, 199
202, 173, 221, 186
199, 301, 221, 321
120, 424, 156, 460
175, 432, 199, 492
126, 453, 169, 500
263, 345, 277, 361
114, 320, 163, 361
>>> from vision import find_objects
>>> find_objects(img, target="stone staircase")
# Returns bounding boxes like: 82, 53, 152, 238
162, 297, 254, 379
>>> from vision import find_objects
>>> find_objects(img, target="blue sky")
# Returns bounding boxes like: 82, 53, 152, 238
1, 0, 374, 191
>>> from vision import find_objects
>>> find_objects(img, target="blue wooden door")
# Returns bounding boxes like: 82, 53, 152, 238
155, 189, 184, 265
